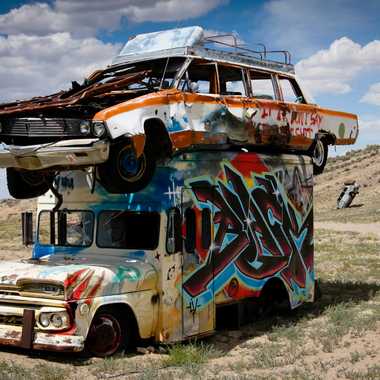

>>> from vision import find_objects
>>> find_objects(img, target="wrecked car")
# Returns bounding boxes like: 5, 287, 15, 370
0, 26, 359, 198
337, 180, 360, 209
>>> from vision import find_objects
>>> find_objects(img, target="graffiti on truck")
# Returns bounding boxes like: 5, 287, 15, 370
183, 157, 314, 309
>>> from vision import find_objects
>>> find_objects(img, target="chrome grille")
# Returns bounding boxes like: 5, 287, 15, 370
1, 118, 82, 137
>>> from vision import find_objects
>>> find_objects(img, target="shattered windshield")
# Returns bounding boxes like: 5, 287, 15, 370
78, 57, 186, 94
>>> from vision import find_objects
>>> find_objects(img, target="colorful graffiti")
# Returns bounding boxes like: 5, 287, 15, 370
183, 156, 314, 309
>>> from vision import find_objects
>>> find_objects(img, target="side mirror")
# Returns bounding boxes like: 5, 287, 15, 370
21, 212, 34, 246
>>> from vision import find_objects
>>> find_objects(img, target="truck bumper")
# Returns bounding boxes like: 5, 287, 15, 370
0, 324, 84, 352
0, 138, 109, 170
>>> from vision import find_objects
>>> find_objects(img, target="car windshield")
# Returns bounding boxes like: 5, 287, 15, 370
38, 210, 94, 247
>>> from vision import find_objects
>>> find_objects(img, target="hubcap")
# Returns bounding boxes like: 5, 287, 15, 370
118, 148, 146, 182
87, 314, 122, 356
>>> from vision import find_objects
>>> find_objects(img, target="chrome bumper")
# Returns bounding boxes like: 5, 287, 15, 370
0, 139, 109, 170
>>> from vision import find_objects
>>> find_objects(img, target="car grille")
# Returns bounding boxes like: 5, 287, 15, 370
0, 118, 82, 137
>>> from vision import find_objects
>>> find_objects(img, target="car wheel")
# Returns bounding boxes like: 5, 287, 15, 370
85, 312, 126, 357
6, 168, 53, 199
311, 138, 328, 175
98, 142, 156, 194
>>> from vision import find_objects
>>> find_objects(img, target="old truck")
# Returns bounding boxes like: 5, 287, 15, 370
0, 150, 315, 356
0, 26, 358, 199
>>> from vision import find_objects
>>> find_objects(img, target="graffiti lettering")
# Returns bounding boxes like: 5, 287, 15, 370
183, 162, 313, 302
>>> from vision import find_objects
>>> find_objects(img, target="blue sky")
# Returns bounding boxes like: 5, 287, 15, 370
0, 0, 379, 198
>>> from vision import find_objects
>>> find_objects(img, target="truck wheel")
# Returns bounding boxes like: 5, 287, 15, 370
6, 168, 53, 199
85, 312, 126, 357
310, 138, 328, 175
98, 143, 156, 194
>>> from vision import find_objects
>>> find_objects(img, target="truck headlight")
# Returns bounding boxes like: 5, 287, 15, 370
92, 121, 106, 137
80, 120, 91, 135
38, 310, 70, 330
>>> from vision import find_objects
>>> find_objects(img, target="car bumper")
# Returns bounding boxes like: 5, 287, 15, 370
0, 138, 109, 170
0, 324, 84, 352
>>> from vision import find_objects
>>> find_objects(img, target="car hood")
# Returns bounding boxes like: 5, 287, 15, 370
0, 259, 157, 300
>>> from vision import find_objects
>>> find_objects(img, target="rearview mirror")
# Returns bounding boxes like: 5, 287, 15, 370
21, 212, 34, 246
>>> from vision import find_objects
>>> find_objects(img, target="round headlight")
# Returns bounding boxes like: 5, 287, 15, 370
51, 313, 63, 328
80, 120, 91, 135
92, 121, 106, 137
39, 313, 50, 328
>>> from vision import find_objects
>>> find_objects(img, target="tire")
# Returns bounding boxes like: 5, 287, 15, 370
310, 138, 328, 175
85, 311, 127, 357
97, 142, 156, 194
6, 168, 53, 199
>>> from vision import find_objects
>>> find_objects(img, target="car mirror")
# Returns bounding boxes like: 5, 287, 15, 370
21, 212, 34, 246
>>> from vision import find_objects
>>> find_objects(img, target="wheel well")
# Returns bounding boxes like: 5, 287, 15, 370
317, 132, 336, 146
92, 303, 140, 342
144, 118, 172, 158
260, 277, 290, 306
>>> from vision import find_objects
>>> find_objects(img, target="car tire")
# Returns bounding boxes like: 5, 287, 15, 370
6, 168, 53, 199
310, 138, 328, 175
85, 311, 127, 357
97, 142, 156, 194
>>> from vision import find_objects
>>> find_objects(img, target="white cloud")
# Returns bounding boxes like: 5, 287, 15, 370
0, 0, 228, 37
361, 82, 380, 106
0, 33, 120, 102
295, 37, 380, 96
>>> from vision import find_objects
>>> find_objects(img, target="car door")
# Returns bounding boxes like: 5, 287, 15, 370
277, 75, 319, 150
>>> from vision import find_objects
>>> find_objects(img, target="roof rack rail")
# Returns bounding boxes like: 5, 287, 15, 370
204, 34, 292, 65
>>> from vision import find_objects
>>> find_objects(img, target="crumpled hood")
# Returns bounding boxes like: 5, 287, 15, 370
0, 259, 157, 300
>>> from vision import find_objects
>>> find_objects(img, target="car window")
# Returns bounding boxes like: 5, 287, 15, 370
179, 61, 218, 94
219, 65, 247, 96
279, 77, 305, 103
250, 71, 276, 100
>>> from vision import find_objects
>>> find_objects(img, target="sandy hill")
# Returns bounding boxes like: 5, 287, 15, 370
315, 144, 380, 224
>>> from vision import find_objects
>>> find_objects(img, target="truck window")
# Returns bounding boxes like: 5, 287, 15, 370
279, 77, 305, 103
249, 70, 276, 100
219, 65, 247, 96
201, 208, 212, 250
38, 210, 94, 247
179, 60, 218, 94
166, 207, 182, 254
184, 208, 196, 253
97, 211, 160, 250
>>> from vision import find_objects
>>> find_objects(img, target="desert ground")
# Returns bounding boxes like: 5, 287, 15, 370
0, 146, 379, 379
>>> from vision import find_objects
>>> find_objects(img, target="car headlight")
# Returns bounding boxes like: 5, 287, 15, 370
92, 121, 106, 137
39, 313, 50, 328
80, 120, 91, 135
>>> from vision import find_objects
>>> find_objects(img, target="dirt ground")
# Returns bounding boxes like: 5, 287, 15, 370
0, 146, 378, 379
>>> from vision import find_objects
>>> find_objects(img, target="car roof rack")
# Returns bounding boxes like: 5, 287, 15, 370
112, 26, 294, 74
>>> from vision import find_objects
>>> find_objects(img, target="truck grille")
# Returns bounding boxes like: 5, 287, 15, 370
0, 314, 23, 326
1, 118, 82, 137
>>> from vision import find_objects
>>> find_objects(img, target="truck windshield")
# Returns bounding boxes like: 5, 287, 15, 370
97, 211, 160, 250
38, 210, 94, 247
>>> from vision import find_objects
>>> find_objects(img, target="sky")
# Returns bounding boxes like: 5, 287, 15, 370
0, 0, 379, 198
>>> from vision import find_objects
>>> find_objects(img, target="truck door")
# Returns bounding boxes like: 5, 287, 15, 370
181, 187, 215, 338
